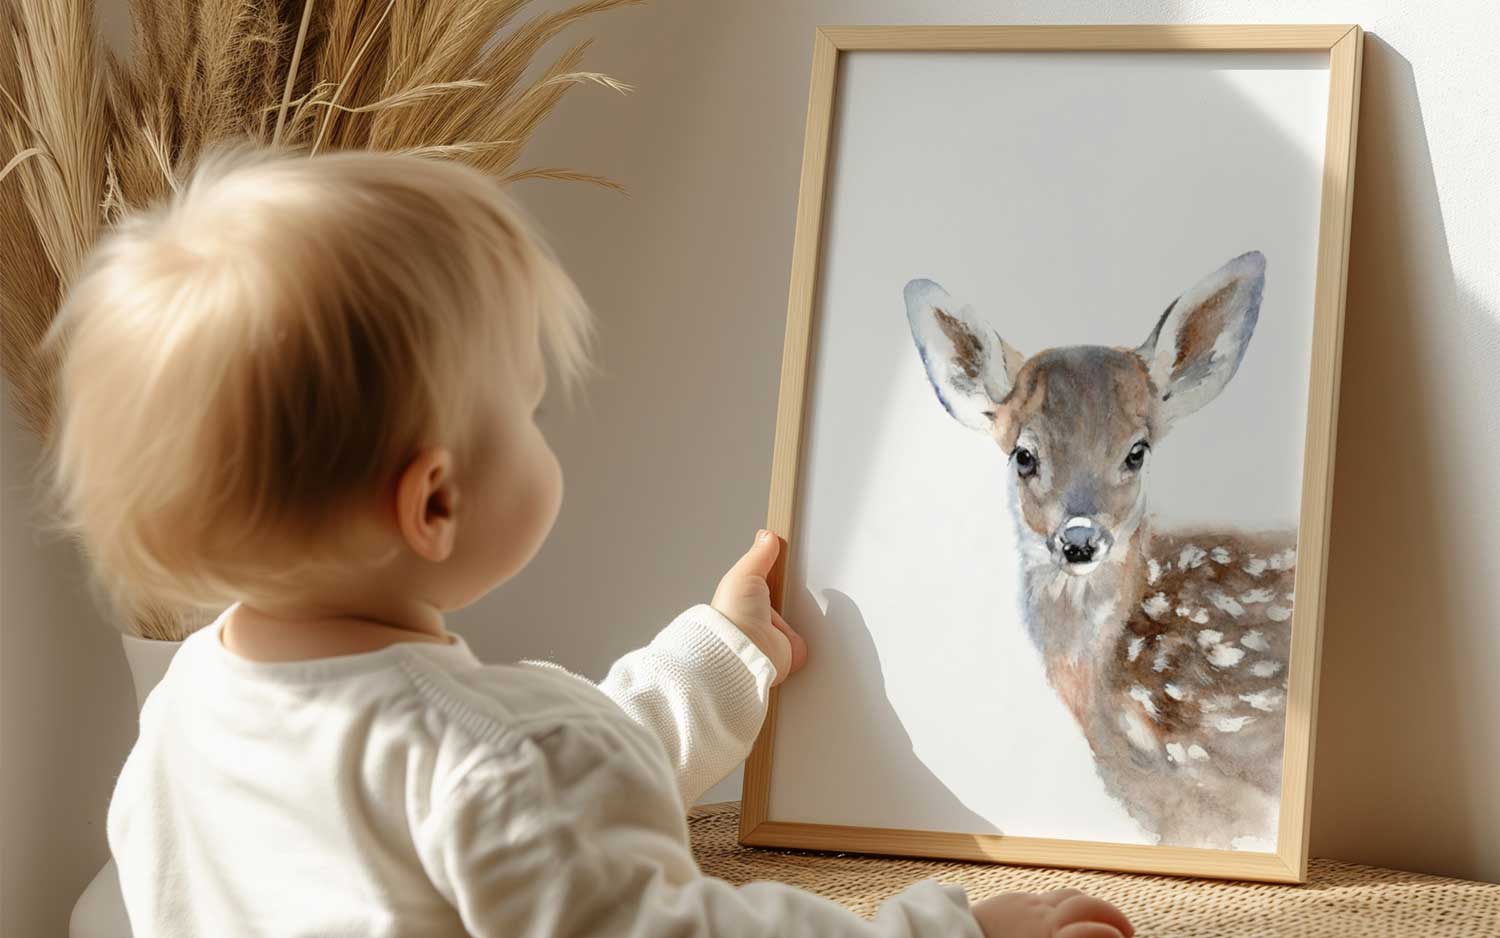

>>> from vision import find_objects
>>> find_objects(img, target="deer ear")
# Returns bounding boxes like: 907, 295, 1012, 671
904, 278, 1021, 432
1138, 251, 1266, 431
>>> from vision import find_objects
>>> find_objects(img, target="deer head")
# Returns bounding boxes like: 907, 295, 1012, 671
905, 252, 1266, 578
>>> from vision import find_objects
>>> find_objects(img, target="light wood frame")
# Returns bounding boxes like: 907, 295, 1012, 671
740, 24, 1364, 884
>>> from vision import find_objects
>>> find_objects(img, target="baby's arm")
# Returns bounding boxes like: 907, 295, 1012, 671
419, 737, 983, 938
598, 604, 776, 804
597, 531, 804, 804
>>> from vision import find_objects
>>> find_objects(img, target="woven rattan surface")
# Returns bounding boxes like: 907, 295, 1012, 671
688, 803, 1499, 937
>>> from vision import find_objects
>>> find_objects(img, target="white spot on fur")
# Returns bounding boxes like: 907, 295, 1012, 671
1265, 604, 1293, 622
1213, 715, 1255, 733
1165, 742, 1186, 763
1201, 695, 1234, 713
1231, 835, 1276, 852
1240, 630, 1270, 652
1120, 711, 1158, 752
1142, 593, 1170, 619
1211, 546, 1232, 564
1209, 592, 1245, 618
1192, 608, 1210, 624
1240, 588, 1276, 604
1153, 652, 1171, 672
1129, 684, 1158, 717
1251, 660, 1284, 678
1284, 592, 1296, 603
1243, 556, 1267, 576
1127, 636, 1145, 662
1147, 558, 1162, 585
1239, 689, 1284, 711
1179, 545, 1207, 569
1207, 644, 1246, 668
1196, 629, 1224, 649
1188, 744, 1210, 761
1268, 548, 1297, 571
1164, 682, 1187, 701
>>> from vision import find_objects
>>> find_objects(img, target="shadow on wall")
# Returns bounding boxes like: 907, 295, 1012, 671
782, 588, 997, 834
1312, 35, 1499, 881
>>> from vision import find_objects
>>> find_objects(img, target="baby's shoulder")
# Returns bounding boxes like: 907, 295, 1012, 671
398, 653, 676, 810
396, 651, 652, 759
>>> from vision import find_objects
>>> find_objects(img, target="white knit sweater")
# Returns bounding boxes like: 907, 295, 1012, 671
108, 603, 982, 937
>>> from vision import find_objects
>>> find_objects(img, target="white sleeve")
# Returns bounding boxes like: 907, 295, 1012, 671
597, 604, 777, 805
419, 729, 983, 938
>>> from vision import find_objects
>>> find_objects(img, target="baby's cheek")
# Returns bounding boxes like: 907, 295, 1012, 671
535, 442, 563, 535
470, 453, 558, 600
502, 429, 562, 560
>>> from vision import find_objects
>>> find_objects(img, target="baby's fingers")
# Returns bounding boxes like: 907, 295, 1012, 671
772, 609, 807, 674
1055, 924, 1126, 938
1054, 895, 1133, 938
724, 530, 780, 582
1039, 889, 1086, 905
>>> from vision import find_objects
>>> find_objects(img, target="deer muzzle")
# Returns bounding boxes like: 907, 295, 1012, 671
1055, 516, 1113, 572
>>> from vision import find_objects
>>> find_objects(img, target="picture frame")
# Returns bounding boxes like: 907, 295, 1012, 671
740, 25, 1363, 883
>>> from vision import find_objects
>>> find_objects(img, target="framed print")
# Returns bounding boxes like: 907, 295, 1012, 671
740, 25, 1362, 883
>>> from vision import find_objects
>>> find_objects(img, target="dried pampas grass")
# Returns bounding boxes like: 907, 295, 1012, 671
1, 0, 638, 639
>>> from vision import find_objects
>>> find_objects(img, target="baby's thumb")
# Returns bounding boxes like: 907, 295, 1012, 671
727, 529, 780, 580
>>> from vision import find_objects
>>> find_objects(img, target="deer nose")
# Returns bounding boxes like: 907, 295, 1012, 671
1057, 517, 1108, 565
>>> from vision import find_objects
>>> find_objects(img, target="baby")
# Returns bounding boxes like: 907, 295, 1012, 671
48, 148, 1132, 938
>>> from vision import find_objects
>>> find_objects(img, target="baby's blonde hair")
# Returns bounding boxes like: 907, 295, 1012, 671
45, 146, 591, 611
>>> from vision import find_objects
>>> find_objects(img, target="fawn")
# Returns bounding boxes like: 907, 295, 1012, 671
904, 252, 1293, 849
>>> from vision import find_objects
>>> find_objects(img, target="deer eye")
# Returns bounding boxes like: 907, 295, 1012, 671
1124, 440, 1149, 471
1014, 446, 1038, 478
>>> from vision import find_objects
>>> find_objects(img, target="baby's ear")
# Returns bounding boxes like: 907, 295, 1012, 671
904, 279, 1022, 432
395, 446, 457, 563
1138, 251, 1265, 433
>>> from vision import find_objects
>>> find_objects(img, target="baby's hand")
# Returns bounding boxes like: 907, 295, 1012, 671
711, 531, 808, 685
972, 890, 1133, 938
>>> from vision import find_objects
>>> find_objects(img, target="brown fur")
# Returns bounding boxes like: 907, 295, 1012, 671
935, 307, 987, 381
1170, 282, 1236, 380
1068, 528, 1295, 847
1110, 530, 1294, 779
994, 348, 1153, 541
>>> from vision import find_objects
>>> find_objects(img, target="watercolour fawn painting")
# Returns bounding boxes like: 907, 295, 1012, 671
904, 252, 1291, 851
740, 27, 1361, 883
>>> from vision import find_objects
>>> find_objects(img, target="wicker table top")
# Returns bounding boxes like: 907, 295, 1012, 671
688, 803, 1499, 937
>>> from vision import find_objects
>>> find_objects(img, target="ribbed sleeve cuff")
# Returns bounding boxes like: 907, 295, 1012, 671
655, 604, 778, 706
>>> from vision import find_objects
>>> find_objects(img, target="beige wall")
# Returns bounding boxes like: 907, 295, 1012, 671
2, 385, 137, 937
2, 3, 1495, 931
468, 0, 1500, 884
